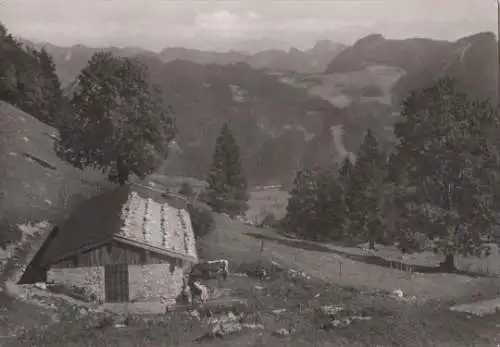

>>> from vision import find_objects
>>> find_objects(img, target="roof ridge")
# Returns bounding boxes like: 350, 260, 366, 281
130, 182, 189, 203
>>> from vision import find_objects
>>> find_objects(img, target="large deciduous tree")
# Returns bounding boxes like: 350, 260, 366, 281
56, 52, 176, 185
390, 78, 500, 271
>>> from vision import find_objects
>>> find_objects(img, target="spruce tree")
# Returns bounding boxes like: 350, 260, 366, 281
338, 156, 354, 184
347, 129, 385, 249
314, 168, 345, 240
283, 167, 318, 239
0, 23, 63, 124
204, 123, 249, 217
337, 156, 354, 237
35, 47, 63, 128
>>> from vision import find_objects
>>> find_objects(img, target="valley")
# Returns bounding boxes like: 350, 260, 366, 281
23, 31, 497, 188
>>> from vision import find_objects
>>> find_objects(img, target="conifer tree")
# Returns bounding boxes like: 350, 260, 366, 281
347, 129, 385, 249
283, 167, 318, 238
313, 167, 345, 240
338, 156, 354, 184
35, 47, 63, 127
285, 165, 346, 241
204, 123, 249, 217
0, 23, 63, 125
337, 156, 354, 236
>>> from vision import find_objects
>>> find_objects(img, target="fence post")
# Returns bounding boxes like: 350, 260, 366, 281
339, 260, 342, 280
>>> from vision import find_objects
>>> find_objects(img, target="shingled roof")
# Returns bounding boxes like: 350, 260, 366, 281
40, 183, 198, 266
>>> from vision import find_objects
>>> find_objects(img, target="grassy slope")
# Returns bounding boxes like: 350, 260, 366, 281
0, 101, 109, 248
245, 188, 500, 276
306, 65, 406, 107
193, 213, 500, 346
201, 214, 500, 303
0, 101, 111, 341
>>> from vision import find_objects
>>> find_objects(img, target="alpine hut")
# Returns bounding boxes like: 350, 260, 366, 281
23, 183, 198, 304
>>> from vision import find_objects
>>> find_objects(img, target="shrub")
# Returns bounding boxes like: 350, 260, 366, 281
187, 200, 215, 239
259, 212, 277, 229
179, 182, 194, 197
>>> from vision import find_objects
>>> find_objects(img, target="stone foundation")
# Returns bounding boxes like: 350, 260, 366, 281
47, 261, 190, 303
128, 263, 184, 303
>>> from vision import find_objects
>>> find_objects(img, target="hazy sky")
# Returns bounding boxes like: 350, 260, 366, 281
1, 0, 498, 52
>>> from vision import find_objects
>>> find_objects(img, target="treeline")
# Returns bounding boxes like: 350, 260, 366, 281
283, 128, 386, 248
0, 22, 63, 127
282, 78, 500, 271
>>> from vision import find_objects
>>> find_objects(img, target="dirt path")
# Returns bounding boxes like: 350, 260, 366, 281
450, 298, 500, 316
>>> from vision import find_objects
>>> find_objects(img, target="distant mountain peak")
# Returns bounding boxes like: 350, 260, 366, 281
314, 39, 333, 46
354, 33, 385, 46
324, 31, 497, 106
288, 47, 302, 54
454, 31, 497, 46
309, 40, 346, 54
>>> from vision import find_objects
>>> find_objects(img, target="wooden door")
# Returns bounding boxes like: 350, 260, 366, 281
104, 264, 129, 302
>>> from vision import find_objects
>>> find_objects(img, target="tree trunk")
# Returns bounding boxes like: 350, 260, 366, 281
366, 218, 375, 250
439, 253, 456, 272
116, 158, 129, 186
369, 237, 375, 250
117, 169, 129, 186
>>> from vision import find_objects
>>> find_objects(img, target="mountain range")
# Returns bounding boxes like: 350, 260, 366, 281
21, 39, 347, 87
326, 32, 498, 106
17, 31, 500, 186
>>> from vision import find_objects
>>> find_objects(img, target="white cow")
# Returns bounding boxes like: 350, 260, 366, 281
191, 281, 209, 303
